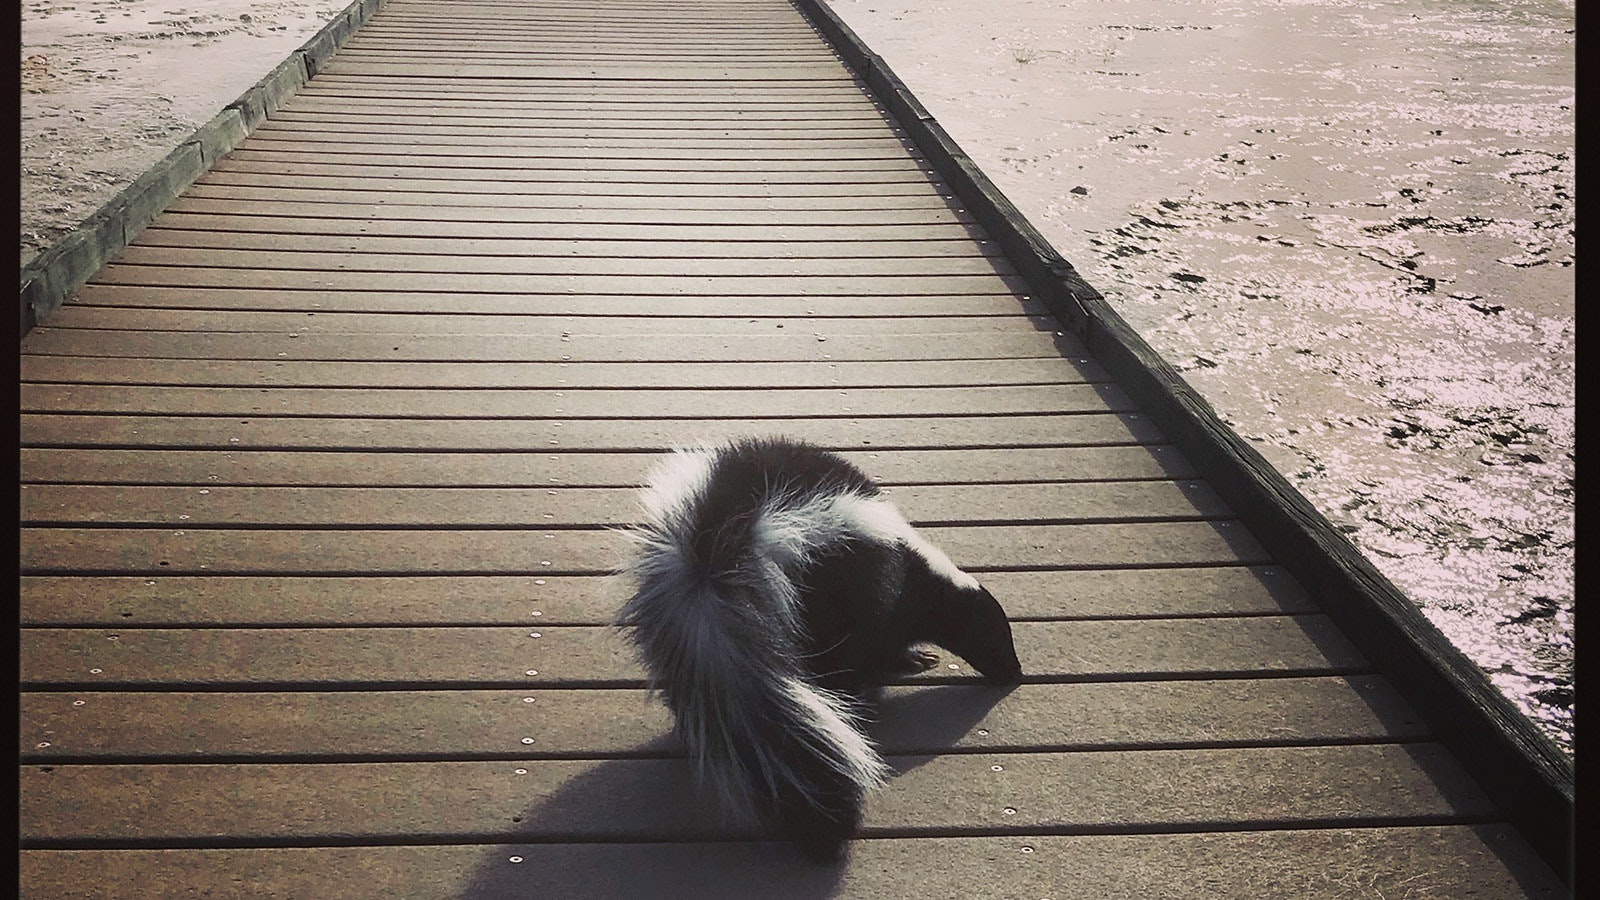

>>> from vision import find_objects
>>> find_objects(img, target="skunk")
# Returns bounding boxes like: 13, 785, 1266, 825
617, 436, 1023, 860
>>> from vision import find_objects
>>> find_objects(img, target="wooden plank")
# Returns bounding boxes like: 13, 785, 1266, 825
222, 138, 927, 162
287, 86, 879, 102
19, 618, 1363, 688
353, 13, 811, 26
353, 12, 811, 24
193, 167, 942, 192
20, 677, 1423, 761
333, 25, 824, 39
20, 358, 1095, 389
19, 330, 1069, 361
218, 150, 931, 172
16, 744, 1489, 844
342, 27, 825, 40
333, 40, 829, 55
180, 184, 955, 211
19, 480, 1230, 528
62, 285, 1032, 315
129, 230, 999, 260
287, 90, 879, 108
340, 28, 825, 39
28, 307, 1051, 336
221, 101, 895, 129
164, 196, 977, 223
266, 109, 885, 129
18, 565, 1317, 627
194, 172, 948, 200
326, 47, 843, 62
17, 521, 1267, 575
296, 78, 873, 100
123, 229, 999, 260
85, 266, 1023, 295
372, 2, 804, 16
19, 384, 1130, 418
18, 446, 1199, 487
306, 66, 863, 81
240, 128, 907, 151
16, 828, 1568, 899
315, 62, 858, 79
18, 412, 1156, 452
268, 99, 891, 119
107, 246, 1008, 277
300, 48, 848, 63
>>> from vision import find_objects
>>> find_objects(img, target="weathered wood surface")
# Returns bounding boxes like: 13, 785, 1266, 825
20, 612, 1361, 686
18, 412, 1158, 450
17, 0, 1565, 896
24, 677, 1422, 759
20, 329, 1071, 360
20, 480, 1229, 526
17, 566, 1317, 626
21, 744, 1491, 844
15, 828, 1560, 900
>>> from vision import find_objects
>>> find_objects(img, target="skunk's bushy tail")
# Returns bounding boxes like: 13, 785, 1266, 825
617, 443, 891, 855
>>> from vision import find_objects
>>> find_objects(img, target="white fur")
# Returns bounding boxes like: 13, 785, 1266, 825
832, 492, 982, 590
636, 445, 716, 536
634, 443, 980, 593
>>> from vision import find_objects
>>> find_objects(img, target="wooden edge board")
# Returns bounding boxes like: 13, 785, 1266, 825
18, 0, 393, 337
784, 0, 1573, 881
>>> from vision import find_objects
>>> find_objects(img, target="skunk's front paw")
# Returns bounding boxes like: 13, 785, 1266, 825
889, 646, 942, 675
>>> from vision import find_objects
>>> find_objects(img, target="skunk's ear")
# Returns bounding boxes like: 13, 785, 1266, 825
915, 580, 1023, 685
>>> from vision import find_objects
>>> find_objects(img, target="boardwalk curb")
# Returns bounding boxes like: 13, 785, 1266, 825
17, 0, 390, 338
793, 0, 1572, 883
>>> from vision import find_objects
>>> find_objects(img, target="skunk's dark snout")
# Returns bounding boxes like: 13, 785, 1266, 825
971, 587, 1024, 684
919, 580, 1023, 684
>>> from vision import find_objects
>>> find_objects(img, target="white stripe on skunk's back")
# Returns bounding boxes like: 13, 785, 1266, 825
827, 492, 981, 590
632, 443, 981, 594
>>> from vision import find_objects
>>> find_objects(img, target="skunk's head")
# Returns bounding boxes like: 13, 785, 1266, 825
944, 583, 1024, 684
908, 561, 1023, 685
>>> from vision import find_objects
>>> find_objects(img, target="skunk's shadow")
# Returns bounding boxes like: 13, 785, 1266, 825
453, 682, 1013, 899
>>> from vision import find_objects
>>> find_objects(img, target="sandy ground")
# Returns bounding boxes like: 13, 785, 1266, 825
828, 0, 1575, 749
20, 0, 348, 267
19, 0, 1574, 750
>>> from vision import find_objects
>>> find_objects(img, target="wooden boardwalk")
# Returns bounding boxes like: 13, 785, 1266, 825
18, 0, 1569, 896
